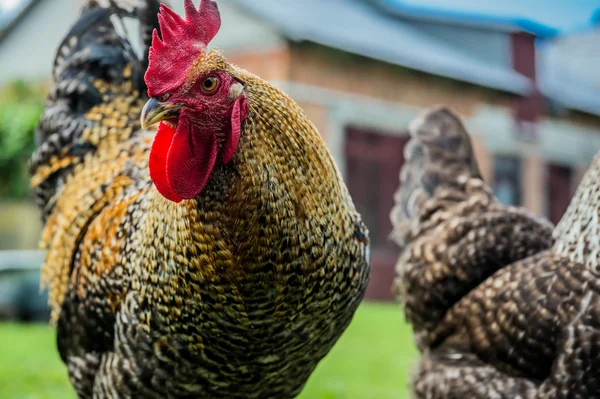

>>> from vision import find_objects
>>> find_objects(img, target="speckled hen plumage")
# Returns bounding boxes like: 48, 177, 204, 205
391, 107, 600, 398
30, 1, 370, 398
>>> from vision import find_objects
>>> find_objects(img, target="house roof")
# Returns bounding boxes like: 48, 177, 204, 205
231, 0, 600, 116
3, 0, 600, 116
230, 0, 532, 95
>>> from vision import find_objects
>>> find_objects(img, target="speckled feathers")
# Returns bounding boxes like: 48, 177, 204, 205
392, 107, 600, 398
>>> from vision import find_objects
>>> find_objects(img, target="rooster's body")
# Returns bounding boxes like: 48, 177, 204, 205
391, 108, 600, 398
30, 2, 370, 398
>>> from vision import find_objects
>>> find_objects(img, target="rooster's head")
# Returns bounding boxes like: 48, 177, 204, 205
141, 0, 248, 203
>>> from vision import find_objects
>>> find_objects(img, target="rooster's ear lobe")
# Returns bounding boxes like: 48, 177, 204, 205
222, 95, 248, 164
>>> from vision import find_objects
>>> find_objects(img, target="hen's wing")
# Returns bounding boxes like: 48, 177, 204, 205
412, 250, 600, 398
390, 107, 554, 347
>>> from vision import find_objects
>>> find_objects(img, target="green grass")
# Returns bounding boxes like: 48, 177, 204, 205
0, 322, 71, 399
0, 302, 417, 399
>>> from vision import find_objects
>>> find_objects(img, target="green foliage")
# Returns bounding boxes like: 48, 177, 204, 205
0, 302, 418, 399
0, 80, 44, 198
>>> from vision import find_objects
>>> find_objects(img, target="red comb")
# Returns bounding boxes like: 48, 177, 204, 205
145, 0, 221, 97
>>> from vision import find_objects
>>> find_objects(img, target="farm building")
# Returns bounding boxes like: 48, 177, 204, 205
1, 0, 600, 300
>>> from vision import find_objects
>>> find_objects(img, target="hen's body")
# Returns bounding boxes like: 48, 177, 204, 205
391, 108, 600, 398
31, 3, 369, 398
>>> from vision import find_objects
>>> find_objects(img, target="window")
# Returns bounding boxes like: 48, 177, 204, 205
493, 155, 522, 206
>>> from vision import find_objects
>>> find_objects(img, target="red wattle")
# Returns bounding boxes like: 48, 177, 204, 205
166, 118, 218, 200
149, 122, 183, 203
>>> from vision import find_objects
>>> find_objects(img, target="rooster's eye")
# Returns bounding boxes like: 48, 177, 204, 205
202, 77, 218, 93
158, 93, 171, 102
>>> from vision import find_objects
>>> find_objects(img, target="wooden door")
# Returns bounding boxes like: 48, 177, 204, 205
345, 126, 409, 300
547, 163, 574, 225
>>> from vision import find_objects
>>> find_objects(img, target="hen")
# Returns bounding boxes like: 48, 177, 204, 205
30, 1, 370, 398
391, 107, 600, 398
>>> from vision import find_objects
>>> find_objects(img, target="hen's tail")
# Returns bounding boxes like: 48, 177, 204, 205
390, 107, 482, 248
30, 0, 161, 218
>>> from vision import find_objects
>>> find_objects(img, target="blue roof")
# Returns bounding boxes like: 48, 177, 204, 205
375, 0, 600, 37
231, 0, 531, 95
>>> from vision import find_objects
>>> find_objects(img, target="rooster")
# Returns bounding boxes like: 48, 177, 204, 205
30, 1, 370, 398
391, 107, 600, 398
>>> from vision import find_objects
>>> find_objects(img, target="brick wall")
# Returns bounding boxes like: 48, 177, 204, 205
288, 42, 513, 118
225, 45, 292, 82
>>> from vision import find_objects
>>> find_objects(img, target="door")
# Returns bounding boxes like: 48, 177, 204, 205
345, 126, 409, 300
547, 163, 574, 225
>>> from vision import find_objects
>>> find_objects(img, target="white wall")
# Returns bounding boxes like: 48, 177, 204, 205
0, 0, 78, 84
542, 28, 600, 89
0, 0, 282, 85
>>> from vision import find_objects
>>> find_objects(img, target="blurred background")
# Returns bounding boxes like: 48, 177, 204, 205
1, 0, 600, 398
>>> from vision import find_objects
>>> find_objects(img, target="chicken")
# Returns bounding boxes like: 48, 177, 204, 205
390, 107, 600, 398
29, 1, 370, 398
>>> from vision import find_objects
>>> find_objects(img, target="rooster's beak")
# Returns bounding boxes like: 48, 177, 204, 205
140, 97, 181, 129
